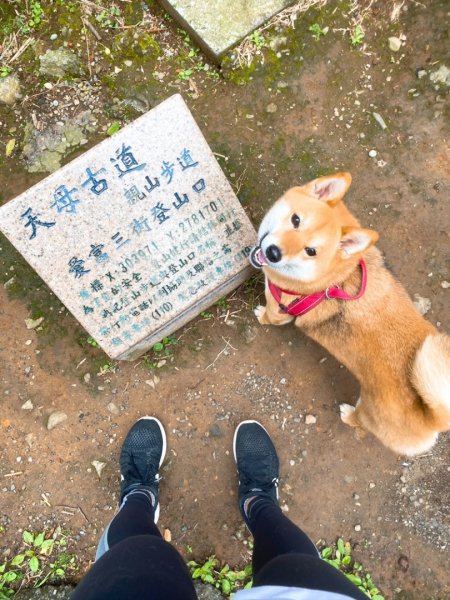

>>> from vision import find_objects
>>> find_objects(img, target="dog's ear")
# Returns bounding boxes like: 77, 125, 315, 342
301, 172, 352, 206
339, 227, 379, 257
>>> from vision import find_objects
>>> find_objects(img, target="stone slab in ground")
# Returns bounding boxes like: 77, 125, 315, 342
158, 0, 294, 61
0, 94, 256, 360
14, 585, 75, 599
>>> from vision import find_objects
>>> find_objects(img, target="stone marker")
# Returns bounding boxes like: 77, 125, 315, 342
158, 0, 295, 62
0, 94, 256, 360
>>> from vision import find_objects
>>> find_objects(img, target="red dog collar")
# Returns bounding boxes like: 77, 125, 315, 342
268, 259, 367, 317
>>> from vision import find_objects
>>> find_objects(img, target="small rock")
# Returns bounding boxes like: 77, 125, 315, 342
25, 433, 34, 447
209, 424, 223, 438
21, 110, 93, 173
413, 294, 431, 315
107, 402, 120, 415
0, 74, 22, 106
47, 411, 68, 430
4, 276, 16, 289
25, 317, 44, 330
429, 64, 450, 87
163, 528, 172, 542
388, 36, 402, 52
266, 103, 278, 113
39, 48, 82, 78
84, 373, 91, 383
194, 580, 223, 600
368, 149, 377, 158
21, 400, 34, 410
50, 33, 58, 41
372, 112, 387, 130
354, 524, 362, 532
441, 281, 450, 289
305, 414, 317, 425
369, 482, 376, 489
397, 555, 409, 572
91, 460, 106, 478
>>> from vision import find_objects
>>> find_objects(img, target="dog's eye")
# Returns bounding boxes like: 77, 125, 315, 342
291, 214, 300, 229
305, 247, 317, 257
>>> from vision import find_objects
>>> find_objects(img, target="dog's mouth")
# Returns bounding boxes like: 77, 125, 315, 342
249, 246, 268, 269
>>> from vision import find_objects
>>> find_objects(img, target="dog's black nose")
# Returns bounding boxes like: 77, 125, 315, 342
266, 244, 282, 263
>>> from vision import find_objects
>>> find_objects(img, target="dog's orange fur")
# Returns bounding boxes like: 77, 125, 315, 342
255, 173, 450, 455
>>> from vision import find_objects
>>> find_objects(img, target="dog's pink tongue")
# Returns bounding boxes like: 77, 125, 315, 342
256, 248, 268, 265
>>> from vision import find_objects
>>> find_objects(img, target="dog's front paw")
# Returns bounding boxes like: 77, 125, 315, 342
254, 305, 267, 324
340, 403, 357, 426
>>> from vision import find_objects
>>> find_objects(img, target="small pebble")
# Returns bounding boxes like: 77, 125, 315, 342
47, 411, 68, 430
50, 33, 58, 41
368, 149, 377, 158
354, 524, 362, 532
305, 415, 317, 425
107, 402, 120, 415
388, 36, 402, 52
266, 103, 278, 113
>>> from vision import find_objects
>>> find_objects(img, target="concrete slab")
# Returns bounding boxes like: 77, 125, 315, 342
0, 94, 256, 360
158, 0, 294, 62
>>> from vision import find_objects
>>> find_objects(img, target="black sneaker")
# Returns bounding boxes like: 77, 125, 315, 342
233, 420, 279, 527
119, 417, 167, 522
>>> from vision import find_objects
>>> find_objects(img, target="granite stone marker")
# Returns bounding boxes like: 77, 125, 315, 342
0, 94, 256, 360
158, 0, 295, 62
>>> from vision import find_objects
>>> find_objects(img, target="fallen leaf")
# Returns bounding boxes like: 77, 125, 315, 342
5, 138, 15, 157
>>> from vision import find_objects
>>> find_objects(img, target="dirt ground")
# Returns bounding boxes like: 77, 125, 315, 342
0, 1, 449, 599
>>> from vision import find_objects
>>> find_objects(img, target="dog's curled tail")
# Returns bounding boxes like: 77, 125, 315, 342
412, 333, 450, 429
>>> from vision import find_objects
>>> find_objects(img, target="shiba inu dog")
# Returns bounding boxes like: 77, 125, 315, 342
250, 172, 450, 455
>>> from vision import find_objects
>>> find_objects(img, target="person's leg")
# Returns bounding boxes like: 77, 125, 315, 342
245, 496, 318, 572
233, 420, 318, 575
71, 417, 197, 600
254, 553, 369, 599
96, 416, 167, 559
234, 420, 368, 599
72, 535, 197, 600
96, 488, 161, 559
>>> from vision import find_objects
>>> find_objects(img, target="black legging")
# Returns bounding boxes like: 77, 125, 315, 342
71, 491, 368, 599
